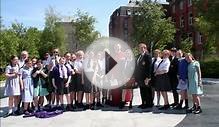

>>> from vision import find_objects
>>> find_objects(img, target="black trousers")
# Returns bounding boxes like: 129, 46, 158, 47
138, 81, 153, 105
169, 76, 179, 104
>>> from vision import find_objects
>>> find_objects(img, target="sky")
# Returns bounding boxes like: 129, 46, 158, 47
1, 0, 167, 36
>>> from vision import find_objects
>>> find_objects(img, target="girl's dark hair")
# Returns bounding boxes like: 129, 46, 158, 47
37, 59, 43, 64
25, 58, 32, 64
9, 55, 18, 66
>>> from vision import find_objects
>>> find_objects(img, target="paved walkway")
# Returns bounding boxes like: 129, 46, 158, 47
1, 78, 219, 127
0, 89, 186, 127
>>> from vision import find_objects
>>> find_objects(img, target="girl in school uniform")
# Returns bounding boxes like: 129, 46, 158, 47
3, 55, 21, 117
64, 52, 74, 111
32, 59, 49, 111
83, 51, 95, 110
74, 50, 85, 108
185, 53, 203, 114
20, 59, 34, 115
174, 50, 189, 110
154, 50, 171, 110
51, 57, 71, 110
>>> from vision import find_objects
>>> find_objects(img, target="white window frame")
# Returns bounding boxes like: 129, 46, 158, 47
172, 5, 175, 13
180, 1, 184, 10
189, 12, 193, 25
188, 0, 192, 6
198, 33, 202, 44
180, 16, 184, 28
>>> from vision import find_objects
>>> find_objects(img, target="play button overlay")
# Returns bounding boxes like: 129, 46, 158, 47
83, 37, 135, 89
105, 52, 117, 74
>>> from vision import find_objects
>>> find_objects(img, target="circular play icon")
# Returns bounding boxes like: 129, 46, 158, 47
83, 37, 135, 89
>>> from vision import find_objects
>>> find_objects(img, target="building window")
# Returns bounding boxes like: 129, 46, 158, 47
180, 1, 184, 10
189, 12, 193, 25
180, 16, 184, 28
198, 33, 202, 44
188, 33, 193, 40
188, 0, 192, 6
124, 29, 128, 41
172, 5, 175, 13
126, 9, 131, 16
124, 18, 128, 28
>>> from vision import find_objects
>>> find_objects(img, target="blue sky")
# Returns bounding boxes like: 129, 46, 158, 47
1, 0, 167, 36
1, 0, 129, 36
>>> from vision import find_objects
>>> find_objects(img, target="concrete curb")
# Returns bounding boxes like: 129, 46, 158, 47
202, 78, 219, 85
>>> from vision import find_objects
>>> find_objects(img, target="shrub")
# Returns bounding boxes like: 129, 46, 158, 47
200, 60, 219, 78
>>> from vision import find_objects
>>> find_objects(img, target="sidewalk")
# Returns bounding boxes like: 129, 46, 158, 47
1, 89, 186, 127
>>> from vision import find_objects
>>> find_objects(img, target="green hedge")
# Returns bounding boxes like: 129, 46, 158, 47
0, 74, 6, 81
200, 60, 219, 78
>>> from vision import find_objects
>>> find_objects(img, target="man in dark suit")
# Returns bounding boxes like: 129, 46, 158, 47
168, 47, 179, 107
135, 43, 153, 109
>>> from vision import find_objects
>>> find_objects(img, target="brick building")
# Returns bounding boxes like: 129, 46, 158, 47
109, 0, 171, 48
167, 0, 207, 59
56, 22, 79, 52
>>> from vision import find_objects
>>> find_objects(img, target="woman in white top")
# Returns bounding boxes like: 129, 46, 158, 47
154, 50, 171, 110
151, 49, 162, 106
74, 50, 84, 108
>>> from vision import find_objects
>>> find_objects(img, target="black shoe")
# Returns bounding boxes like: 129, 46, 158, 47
83, 104, 90, 110
129, 102, 133, 109
138, 104, 144, 108
193, 107, 202, 114
170, 103, 178, 107
90, 104, 95, 110
173, 104, 182, 110
71, 104, 76, 109
13, 109, 21, 115
105, 100, 110, 105
182, 106, 189, 110
158, 104, 170, 110
146, 103, 154, 108
77, 103, 84, 108
186, 104, 196, 113
119, 101, 125, 109
66, 104, 74, 111
3, 112, 13, 118
96, 102, 104, 107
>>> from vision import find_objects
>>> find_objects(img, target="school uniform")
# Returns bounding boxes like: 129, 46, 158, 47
51, 64, 70, 95
32, 67, 49, 97
83, 58, 94, 93
4, 65, 21, 96
48, 56, 60, 93
187, 61, 203, 95
20, 66, 34, 103
134, 52, 153, 107
74, 59, 84, 92
150, 57, 162, 87
177, 58, 188, 91
154, 58, 171, 91
65, 61, 75, 93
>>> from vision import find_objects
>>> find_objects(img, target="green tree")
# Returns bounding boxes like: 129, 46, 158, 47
132, 1, 176, 51
0, 29, 20, 66
72, 9, 99, 49
180, 38, 193, 53
39, 6, 65, 56
194, 0, 219, 56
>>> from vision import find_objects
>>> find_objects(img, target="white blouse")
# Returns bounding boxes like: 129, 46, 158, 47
74, 59, 83, 73
156, 57, 170, 74
152, 57, 162, 73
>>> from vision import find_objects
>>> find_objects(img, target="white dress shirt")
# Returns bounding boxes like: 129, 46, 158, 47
156, 58, 170, 74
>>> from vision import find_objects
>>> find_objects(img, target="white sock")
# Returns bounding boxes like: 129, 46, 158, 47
9, 108, 13, 114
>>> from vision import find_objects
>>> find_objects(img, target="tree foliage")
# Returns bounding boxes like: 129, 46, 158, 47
72, 9, 99, 49
132, 1, 176, 51
194, 0, 219, 55
39, 6, 65, 57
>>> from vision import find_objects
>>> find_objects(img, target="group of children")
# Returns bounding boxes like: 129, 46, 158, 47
3, 46, 203, 118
